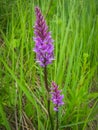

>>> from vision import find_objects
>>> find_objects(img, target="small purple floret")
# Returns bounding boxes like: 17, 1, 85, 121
50, 82, 64, 111
33, 7, 54, 67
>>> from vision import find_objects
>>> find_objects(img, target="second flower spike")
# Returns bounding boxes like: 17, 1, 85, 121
50, 82, 64, 111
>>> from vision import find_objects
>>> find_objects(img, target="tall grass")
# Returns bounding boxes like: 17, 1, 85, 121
0, 0, 98, 129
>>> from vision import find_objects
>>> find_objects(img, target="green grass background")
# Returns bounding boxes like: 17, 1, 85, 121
0, 0, 98, 130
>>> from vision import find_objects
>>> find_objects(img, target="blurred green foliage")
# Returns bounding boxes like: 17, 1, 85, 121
0, 0, 98, 130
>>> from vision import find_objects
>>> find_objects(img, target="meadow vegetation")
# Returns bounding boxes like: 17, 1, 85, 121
0, 0, 98, 130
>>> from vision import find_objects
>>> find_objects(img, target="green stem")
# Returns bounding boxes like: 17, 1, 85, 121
56, 111, 59, 130
44, 66, 53, 130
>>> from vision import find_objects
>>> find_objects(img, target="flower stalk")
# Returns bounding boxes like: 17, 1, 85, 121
44, 66, 53, 130
56, 111, 59, 130
33, 7, 54, 130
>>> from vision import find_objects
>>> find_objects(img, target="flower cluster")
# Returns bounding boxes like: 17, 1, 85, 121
50, 82, 64, 111
33, 7, 54, 67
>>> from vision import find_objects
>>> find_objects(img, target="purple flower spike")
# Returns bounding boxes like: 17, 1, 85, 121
50, 82, 64, 111
33, 7, 54, 67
